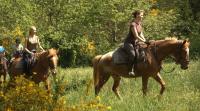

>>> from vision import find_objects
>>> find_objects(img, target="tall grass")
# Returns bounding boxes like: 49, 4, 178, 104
0, 60, 199, 111
56, 60, 200, 111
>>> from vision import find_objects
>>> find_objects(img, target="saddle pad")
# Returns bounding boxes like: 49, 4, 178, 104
112, 47, 129, 64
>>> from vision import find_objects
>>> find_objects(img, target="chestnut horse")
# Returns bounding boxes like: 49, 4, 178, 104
9, 48, 58, 92
93, 38, 190, 99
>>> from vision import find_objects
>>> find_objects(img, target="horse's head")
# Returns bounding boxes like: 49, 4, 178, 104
47, 48, 59, 75
172, 40, 190, 70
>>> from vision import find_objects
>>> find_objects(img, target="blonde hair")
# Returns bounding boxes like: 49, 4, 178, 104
29, 26, 37, 35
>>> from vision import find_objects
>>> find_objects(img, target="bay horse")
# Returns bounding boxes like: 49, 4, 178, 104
9, 48, 58, 92
93, 38, 190, 99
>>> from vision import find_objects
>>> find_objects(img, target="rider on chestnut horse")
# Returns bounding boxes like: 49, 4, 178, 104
123, 10, 148, 76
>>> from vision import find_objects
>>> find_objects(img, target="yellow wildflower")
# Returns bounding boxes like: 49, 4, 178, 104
150, 9, 159, 16
96, 96, 101, 102
29, 82, 33, 87
150, 0, 157, 4
0, 91, 4, 96
12, 26, 23, 37
88, 41, 95, 50
107, 106, 112, 110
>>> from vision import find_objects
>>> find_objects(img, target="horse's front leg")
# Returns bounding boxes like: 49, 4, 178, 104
142, 76, 149, 96
112, 75, 122, 99
153, 73, 166, 95
3, 72, 8, 84
52, 73, 57, 84
45, 79, 51, 94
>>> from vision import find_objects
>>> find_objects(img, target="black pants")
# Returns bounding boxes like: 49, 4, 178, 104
123, 43, 136, 63
23, 52, 32, 76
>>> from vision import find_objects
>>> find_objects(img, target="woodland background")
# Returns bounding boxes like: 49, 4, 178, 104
0, 0, 200, 67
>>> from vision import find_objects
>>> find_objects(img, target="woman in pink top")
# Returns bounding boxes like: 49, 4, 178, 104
124, 10, 146, 76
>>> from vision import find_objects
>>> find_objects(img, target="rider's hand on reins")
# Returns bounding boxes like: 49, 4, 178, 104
145, 41, 150, 45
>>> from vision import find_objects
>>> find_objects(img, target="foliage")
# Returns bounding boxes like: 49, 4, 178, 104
0, 75, 111, 111
0, 76, 52, 110
0, 60, 200, 110
0, 0, 200, 67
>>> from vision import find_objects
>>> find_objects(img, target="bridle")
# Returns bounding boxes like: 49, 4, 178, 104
173, 40, 190, 66
152, 40, 189, 73
48, 55, 57, 75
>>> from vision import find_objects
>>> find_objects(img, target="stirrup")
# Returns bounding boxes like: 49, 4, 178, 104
128, 71, 135, 76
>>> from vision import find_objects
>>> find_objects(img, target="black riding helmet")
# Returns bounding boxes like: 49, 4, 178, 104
15, 38, 21, 44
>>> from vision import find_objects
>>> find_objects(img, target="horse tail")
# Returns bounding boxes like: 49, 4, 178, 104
92, 55, 102, 87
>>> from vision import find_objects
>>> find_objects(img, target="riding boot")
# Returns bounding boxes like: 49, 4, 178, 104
128, 63, 135, 76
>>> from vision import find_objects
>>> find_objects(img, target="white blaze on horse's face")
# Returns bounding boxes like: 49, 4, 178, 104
49, 56, 58, 75
186, 47, 189, 60
180, 45, 190, 70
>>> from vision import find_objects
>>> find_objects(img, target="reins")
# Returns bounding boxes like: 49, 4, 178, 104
160, 65, 175, 73
152, 42, 176, 73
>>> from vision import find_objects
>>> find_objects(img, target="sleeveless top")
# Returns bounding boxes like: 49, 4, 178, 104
124, 21, 142, 45
12, 44, 23, 56
26, 35, 39, 52
12, 44, 23, 52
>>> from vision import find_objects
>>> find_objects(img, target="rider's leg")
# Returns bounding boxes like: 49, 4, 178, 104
124, 43, 136, 76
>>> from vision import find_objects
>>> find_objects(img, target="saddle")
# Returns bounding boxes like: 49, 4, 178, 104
22, 51, 38, 76
112, 43, 147, 65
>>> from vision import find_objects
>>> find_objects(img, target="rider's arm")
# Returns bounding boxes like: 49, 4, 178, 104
139, 32, 146, 42
131, 23, 146, 42
37, 37, 44, 51
3, 58, 8, 74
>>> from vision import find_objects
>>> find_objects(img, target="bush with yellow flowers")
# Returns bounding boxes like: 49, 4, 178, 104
1, 76, 53, 111
0, 75, 111, 111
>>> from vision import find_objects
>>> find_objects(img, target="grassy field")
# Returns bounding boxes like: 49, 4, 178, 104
54, 60, 200, 111
1, 60, 199, 111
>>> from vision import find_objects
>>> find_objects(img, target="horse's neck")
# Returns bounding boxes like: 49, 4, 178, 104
33, 53, 49, 73
156, 40, 179, 62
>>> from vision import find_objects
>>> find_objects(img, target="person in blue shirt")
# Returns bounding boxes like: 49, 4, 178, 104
0, 46, 8, 79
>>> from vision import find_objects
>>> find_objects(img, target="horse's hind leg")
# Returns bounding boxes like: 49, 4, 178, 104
95, 72, 110, 96
112, 75, 122, 99
153, 73, 166, 95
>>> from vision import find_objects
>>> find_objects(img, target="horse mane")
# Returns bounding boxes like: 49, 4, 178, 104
36, 48, 57, 60
164, 37, 178, 41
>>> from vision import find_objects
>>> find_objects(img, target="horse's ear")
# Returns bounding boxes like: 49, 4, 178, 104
182, 39, 190, 47
186, 38, 190, 45
183, 40, 187, 45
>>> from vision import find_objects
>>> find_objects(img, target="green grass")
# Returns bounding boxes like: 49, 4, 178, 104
53, 60, 200, 111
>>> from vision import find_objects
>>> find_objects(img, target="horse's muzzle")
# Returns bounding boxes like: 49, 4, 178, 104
181, 65, 188, 70
51, 69, 57, 75
181, 60, 189, 70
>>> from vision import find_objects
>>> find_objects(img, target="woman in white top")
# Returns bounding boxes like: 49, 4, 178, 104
24, 26, 44, 54
23, 26, 44, 75
12, 38, 24, 58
